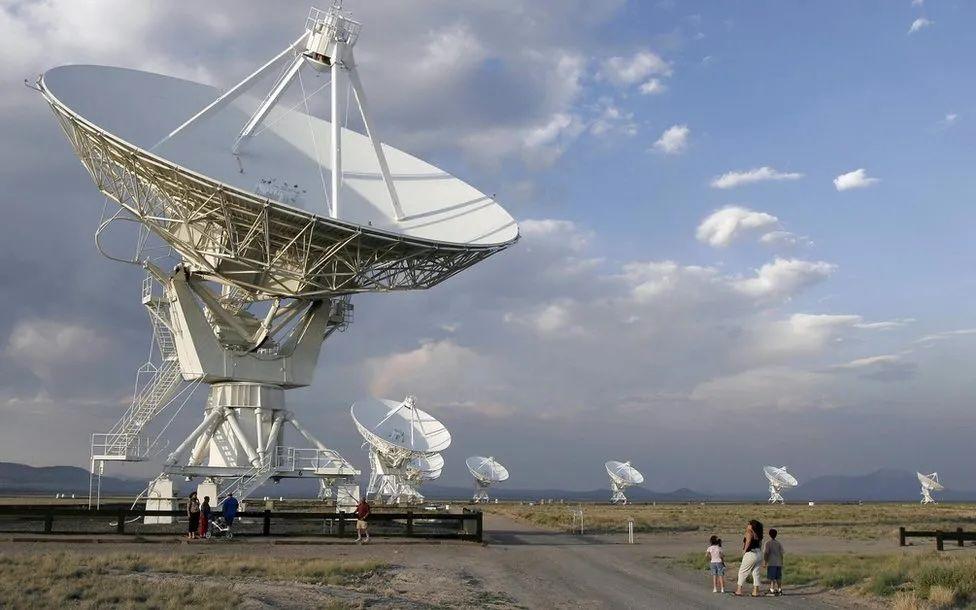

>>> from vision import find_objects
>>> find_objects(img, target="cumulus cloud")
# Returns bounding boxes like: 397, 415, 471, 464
732, 258, 835, 300
653, 124, 690, 154
601, 50, 671, 86
3, 319, 111, 382
639, 78, 667, 95
589, 100, 638, 137
696, 206, 779, 247
833, 168, 880, 191
710, 166, 804, 189
909, 17, 933, 34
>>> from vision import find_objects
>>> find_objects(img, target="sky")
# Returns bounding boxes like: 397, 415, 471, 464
0, 0, 974, 495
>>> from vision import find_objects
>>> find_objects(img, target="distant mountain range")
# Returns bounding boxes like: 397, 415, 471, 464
2, 462, 974, 502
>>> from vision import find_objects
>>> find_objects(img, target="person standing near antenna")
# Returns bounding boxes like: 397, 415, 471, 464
186, 491, 200, 540
734, 519, 763, 597
763, 528, 784, 596
705, 535, 726, 593
199, 495, 211, 539
355, 497, 371, 544
222, 492, 239, 532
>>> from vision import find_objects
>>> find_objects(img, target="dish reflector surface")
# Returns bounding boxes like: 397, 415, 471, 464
42, 65, 517, 247
408, 453, 444, 480
605, 460, 644, 485
763, 466, 798, 487
351, 396, 450, 455
466, 456, 509, 483
917, 472, 944, 491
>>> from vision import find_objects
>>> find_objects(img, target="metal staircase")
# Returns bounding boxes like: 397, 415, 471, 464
218, 456, 276, 502
91, 276, 184, 461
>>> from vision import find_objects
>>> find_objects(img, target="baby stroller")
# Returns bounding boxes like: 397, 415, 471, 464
206, 515, 233, 539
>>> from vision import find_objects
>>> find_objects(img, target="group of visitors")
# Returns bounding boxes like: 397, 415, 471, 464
704, 519, 785, 597
186, 491, 239, 539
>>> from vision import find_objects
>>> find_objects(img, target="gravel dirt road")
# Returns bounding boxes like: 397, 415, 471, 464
1, 513, 874, 608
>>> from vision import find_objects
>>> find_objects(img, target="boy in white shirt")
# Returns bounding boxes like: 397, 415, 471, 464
705, 535, 726, 593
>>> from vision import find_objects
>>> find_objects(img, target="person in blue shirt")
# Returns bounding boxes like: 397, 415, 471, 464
222, 492, 240, 530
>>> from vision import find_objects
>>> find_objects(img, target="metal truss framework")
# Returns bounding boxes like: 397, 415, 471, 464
39, 86, 513, 301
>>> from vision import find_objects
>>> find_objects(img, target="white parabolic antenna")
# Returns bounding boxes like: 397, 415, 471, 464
605, 460, 643, 504
351, 396, 450, 504
764, 466, 799, 504
917, 471, 944, 504
35, 4, 516, 513
467, 456, 509, 503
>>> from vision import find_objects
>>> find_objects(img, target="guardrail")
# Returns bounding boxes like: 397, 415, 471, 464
899, 526, 976, 551
0, 506, 482, 543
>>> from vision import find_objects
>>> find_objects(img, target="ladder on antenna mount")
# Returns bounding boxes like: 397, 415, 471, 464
91, 276, 184, 462
217, 456, 276, 503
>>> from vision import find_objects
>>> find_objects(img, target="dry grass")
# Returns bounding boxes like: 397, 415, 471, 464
927, 585, 957, 607
484, 502, 976, 541
677, 551, 976, 606
0, 551, 385, 609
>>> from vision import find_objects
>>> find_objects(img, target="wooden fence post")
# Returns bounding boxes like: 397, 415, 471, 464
958, 527, 964, 547
406, 510, 414, 536
117, 509, 126, 534
475, 511, 483, 543
44, 509, 53, 534
337, 512, 346, 536
936, 530, 944, 551
263, 510, 271, 536
898, 527, 906, 546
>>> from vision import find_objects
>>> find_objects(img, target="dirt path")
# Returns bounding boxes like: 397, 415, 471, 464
0, 515, 879, 608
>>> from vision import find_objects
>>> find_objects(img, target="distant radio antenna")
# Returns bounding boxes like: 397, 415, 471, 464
467, 456, 509, 503
351, 396, 451, 505
605, 460, 643, 505
763, 466, 799, 504
917, 471, 944, 504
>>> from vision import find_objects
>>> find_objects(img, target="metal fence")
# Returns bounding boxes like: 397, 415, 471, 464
0, 506, 482, 542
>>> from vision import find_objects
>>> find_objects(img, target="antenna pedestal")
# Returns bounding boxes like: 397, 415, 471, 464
768, 484, 785, 504
472, 480, 491, 503
610, 480, 629, 505
160, 381, 359, 505
364, 447, 419, 505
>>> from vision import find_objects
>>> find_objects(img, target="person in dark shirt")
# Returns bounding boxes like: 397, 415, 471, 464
187, 492, 200, 540
199, 496, 211, 538
735, 519, 764, 597
222, 492, 240, 531
355, 498, 371, 544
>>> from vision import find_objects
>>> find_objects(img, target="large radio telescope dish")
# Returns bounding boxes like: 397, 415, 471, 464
352, 395, 450, 504
38, 15, 517, 299
764, 466, 799, 504
466, 456, 508, 503
36, 4, 515, 511
917, 472, 944, 504
605, 460, 643, 504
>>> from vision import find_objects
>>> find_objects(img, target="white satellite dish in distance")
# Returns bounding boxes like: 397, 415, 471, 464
467, 456, 509, 503
605, 460, 643, 505
351, 396, 450, 504
917, 471, 944, 504
763, 465, 799, 504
